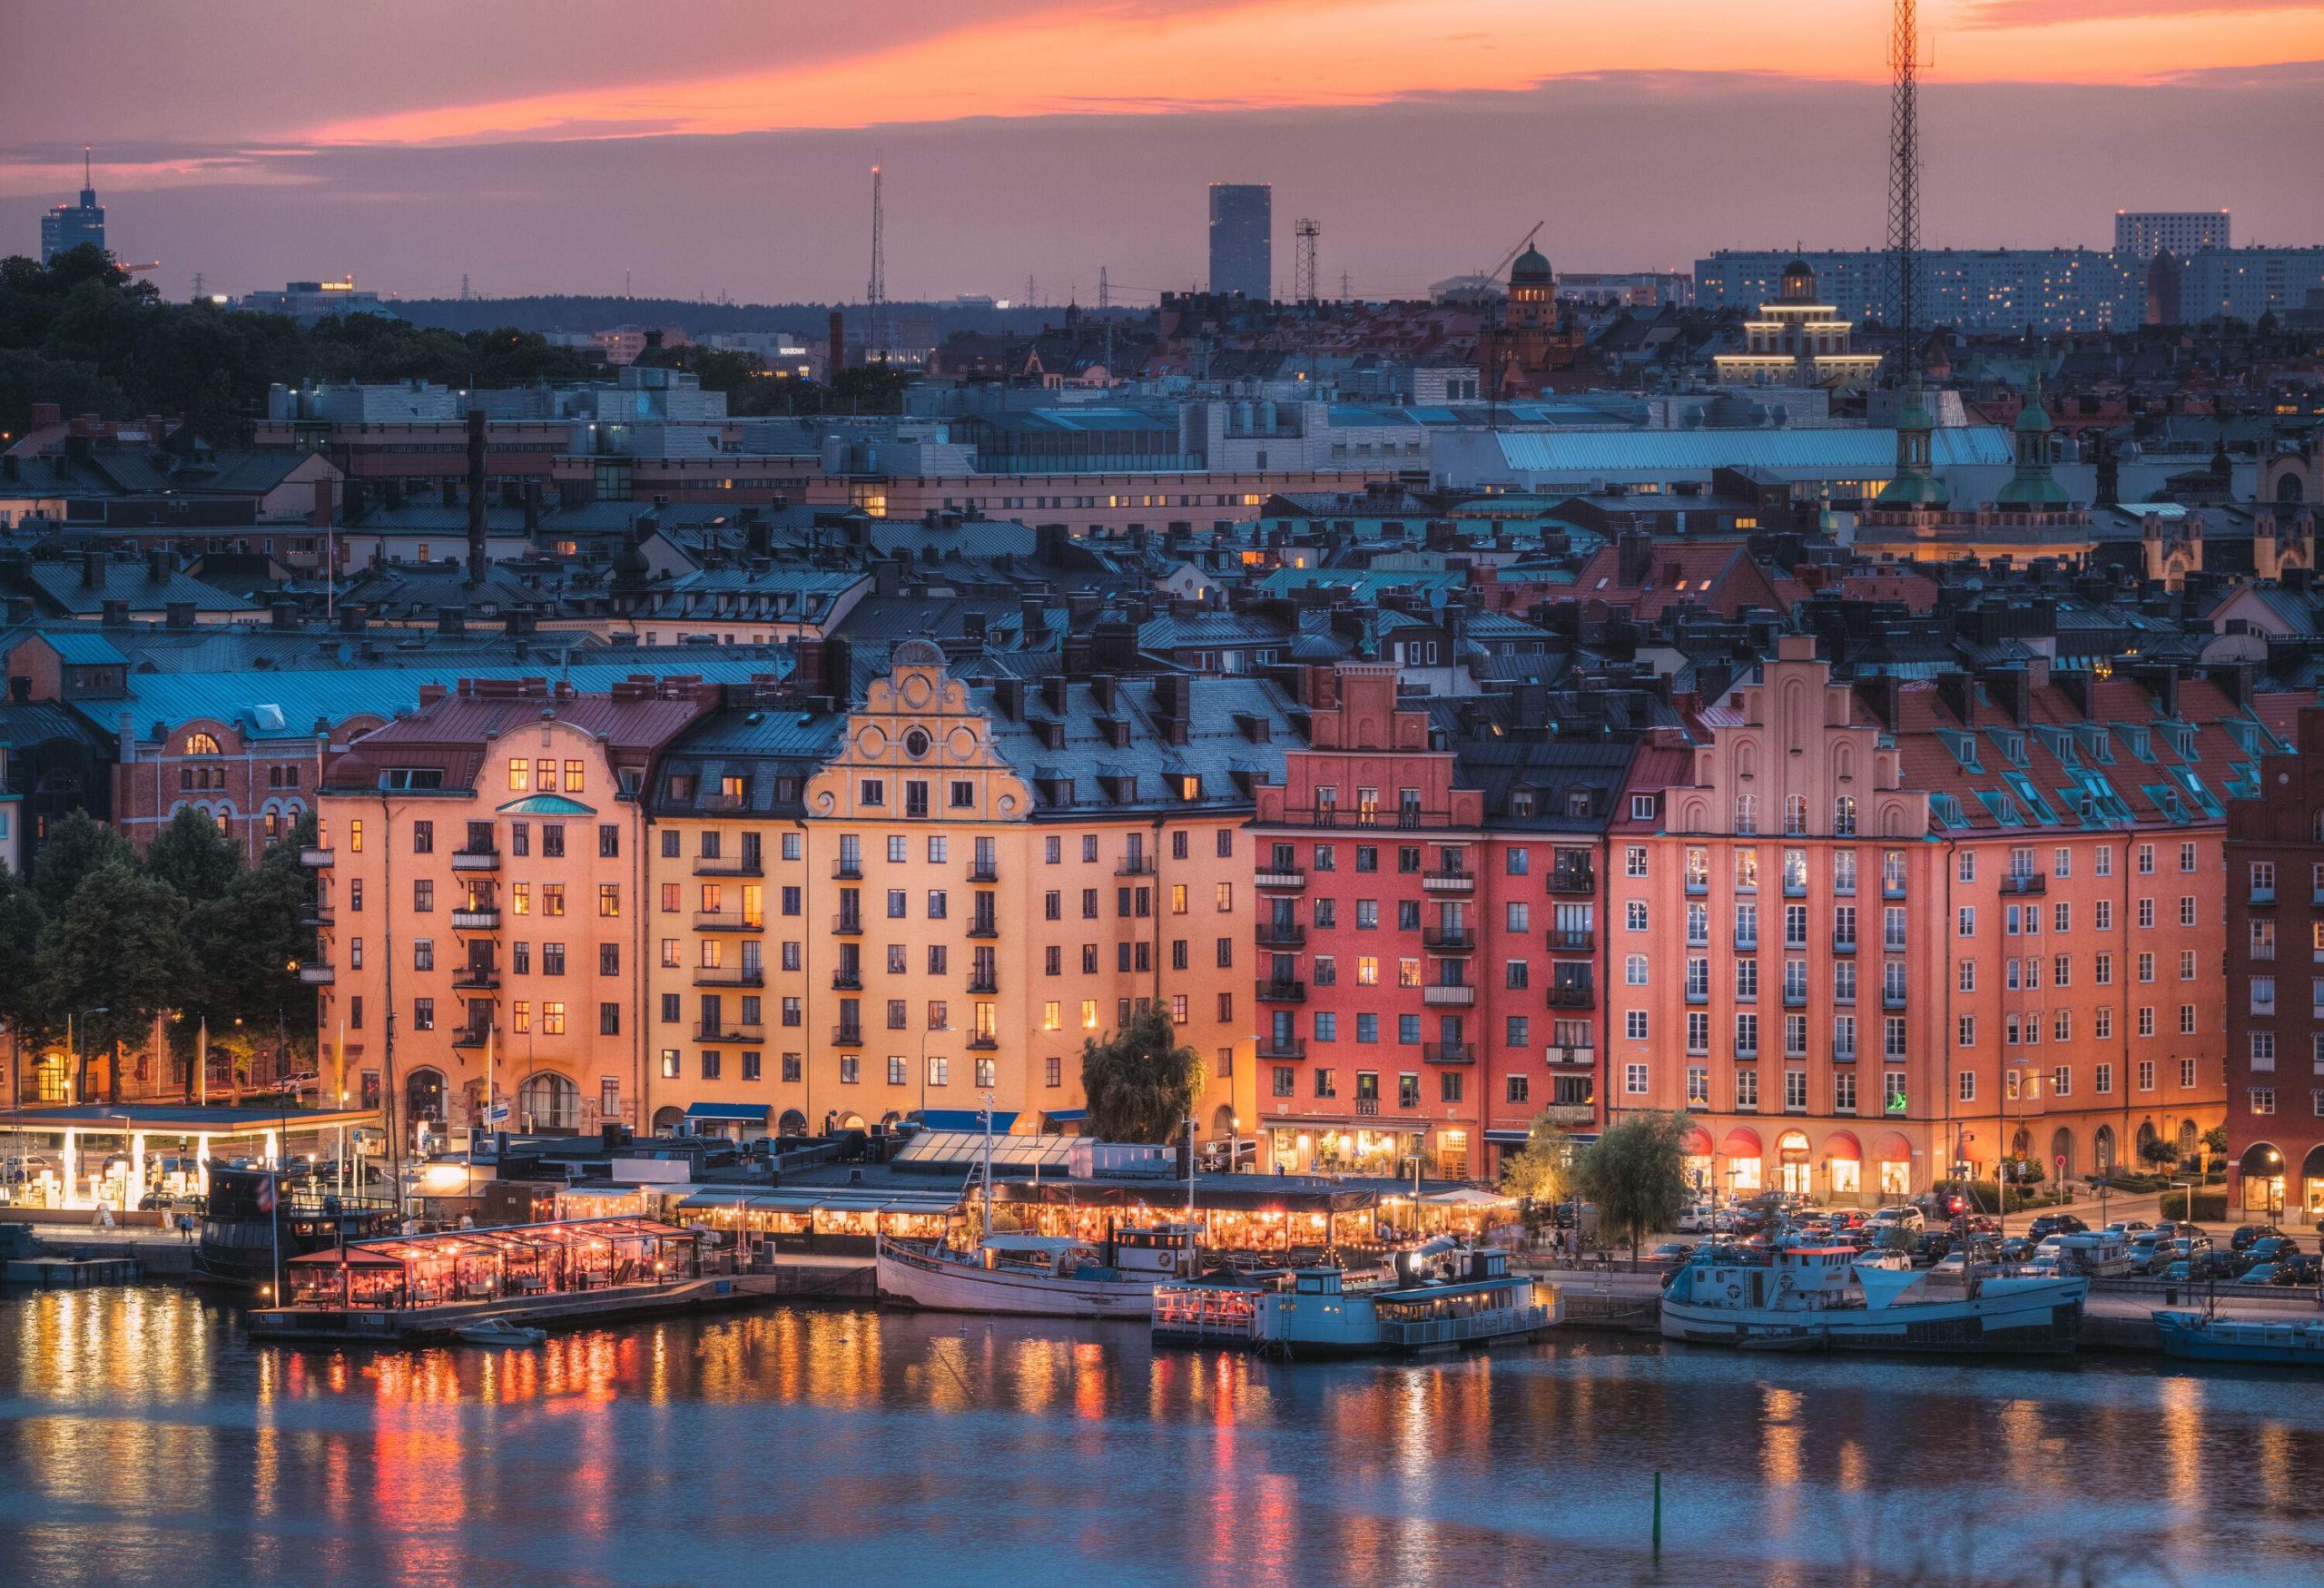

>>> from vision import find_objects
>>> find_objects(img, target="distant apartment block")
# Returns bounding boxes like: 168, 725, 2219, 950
2115, 211, 2230, 259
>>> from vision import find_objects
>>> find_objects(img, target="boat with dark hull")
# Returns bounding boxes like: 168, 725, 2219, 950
1660, 1245, 2087, 1356
193, 1163, 399, 1291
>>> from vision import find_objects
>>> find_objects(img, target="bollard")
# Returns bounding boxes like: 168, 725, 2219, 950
1652, 1469, 1662, 1558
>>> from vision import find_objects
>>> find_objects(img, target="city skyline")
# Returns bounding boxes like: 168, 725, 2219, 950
3, 3, 2320, 303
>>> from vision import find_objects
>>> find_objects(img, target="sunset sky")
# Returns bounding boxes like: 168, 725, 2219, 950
4, 1, 2319, 303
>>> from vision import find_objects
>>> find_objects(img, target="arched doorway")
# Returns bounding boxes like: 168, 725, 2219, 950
837, 1111, 866, 1131
33, 1051, 69, 1103
2010, 1127, 2031, 1160
1777, 1130, 1812, 1196
2049, 1128, 2075, 1185
879, 1111, 903, 1128
2240, 1142, 2286, 1216
2093, 1125, 2116, 1178
652, 1105, 684, 1134
2303, 1146, 2324, 1221
777, 1110, 807, 1137
2176, 1120, 2200, 1163
2136, 1120, 2158, 1163
405, 1068, 447, 1132
518, 1072, 579, 1132
1211, 1103, 1236, 1139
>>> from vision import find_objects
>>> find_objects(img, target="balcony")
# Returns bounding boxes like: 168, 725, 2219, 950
1783, 878, 1808, 899
1423, 1041, 1474, 1064
298, 963, 335, 984
970, 862, 1000, 883
833, 860, 862, 880
1257, 1033, 1306, 1060
697, 792, 746, 814
299, 846, 333, 869
831, 1025, 863, 1047
831, 971, 862, 991
967, 918, 1000, 939
693, 858, 763, 878
1539, 1103, 1597, 1127
967, 972, 999, 994
1114, 856, 1157, 877
1685, 985, 1709, 1005
693, 969, 764, 988
1546, 983, 1595, 1010
1256, 866, 1308, 891
694, 1025, 765, 1045
299, 908, 334, 930
451, 908, 501, 932
1832, 936, 1857, 955
1734, 934, 1759, 952
2249, 885, 2276, 906
967, 1033, 998, 1051
829, 912, 862, 935
1883, 878, 1906, 899
1422, 926, 1476, 953
1783, 988, 1807, 1008
1256, 978, 1307, 1003
1421, 869, 1475, 896
451, 1026, 492, 1050
1545, 1045, 1594, 1066
1546, 928, 1595, 953
451, 848, 500, 873
1423, 983, 1476, 1008
1255, 921, 1307, 949
451, 970, 500, 992
2001, 873, 2046, 896
1685, 877, 1709, 897
1832, 1049, 1858, 1063
1355, 1098, 1381, 1118
1547, 868, 1597, 896
699, 912, 765, 932
1883, 989, 1907, 1009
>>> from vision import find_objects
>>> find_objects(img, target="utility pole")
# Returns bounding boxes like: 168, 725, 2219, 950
1886, 0, 1925, 387
1294, 218, 1320, 306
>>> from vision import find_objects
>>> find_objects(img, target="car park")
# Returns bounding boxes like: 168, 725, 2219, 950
2026, 1215, 2089, 1240
2230, 1225, 2281, 1253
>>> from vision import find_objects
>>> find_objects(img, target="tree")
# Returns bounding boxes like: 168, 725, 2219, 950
145, 805, 241, 904
189, 832, 316, 1042
0, 864, 46, 1091
1498, 1111, 1575, 1207
1571, 1113, 1693, 1265
1079, 1006, 1205, 1144
2139, 1137, 2182, 1174
35, 863, 196, 1100
26, 808, 132, 918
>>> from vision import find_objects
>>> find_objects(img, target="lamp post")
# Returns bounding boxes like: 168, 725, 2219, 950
2265, 1148, 2283, 1229
1229, 1113, 1240, 1177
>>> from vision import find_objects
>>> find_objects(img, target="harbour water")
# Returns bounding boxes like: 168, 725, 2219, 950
2, 1287, 2320, 1587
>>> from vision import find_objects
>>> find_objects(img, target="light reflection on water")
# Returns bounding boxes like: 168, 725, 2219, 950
2, 1287, 2322, 1588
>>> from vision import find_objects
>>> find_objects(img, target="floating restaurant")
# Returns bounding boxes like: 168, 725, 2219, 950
989, 1179, 1518, 1260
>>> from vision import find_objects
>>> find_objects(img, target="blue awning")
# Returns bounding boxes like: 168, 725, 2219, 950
1042, 1109, 1088, 1125
916, 1109, 1019, 1132
684, 1101, 770, 1122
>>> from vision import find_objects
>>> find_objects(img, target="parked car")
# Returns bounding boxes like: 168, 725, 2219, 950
2, 1155, 56, 1184
1999, 1237, 2035, 1263
2232, 1264, 2284, 1287
1649, 1242, 1697, 1267
1675, 1206, 1726, 1234
2277, 1255, 2323, 1286
1873, 1206, 1927, 1234
2230, 1224, 2282, 1253
2027, 1214, 2089, 1240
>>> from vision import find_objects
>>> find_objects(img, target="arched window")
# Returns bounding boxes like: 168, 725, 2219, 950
2280, 475, 2305, 504
518, 1072, 579, 1131
1834, 795, 1858, 836
1734, 794, 1758, 834
2311, 808, 2324, 843
183, 732, 221, 755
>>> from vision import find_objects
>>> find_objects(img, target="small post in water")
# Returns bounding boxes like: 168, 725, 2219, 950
1652, 1470, 1662, 1558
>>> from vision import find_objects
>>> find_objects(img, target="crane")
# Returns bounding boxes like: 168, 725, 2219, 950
1482, 222, 1545, 286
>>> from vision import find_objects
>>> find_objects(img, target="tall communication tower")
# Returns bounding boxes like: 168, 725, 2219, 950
1886, 0, 1924, 387
1294, 218, 1320, 305
866, 163, 886, 365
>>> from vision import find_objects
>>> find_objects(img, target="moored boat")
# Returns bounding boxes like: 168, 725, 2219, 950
1660, 1245, 2087, 1356
454, 1317, 547, 1346
194, 1163, 399, 1292
1153, 1247, 1557, 1357
2152, 1309, 2324, 1365
875, 1228, 1192, 1319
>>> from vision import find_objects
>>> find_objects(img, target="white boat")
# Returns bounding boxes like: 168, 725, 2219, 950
1154, 1248, 1558, 1356
453, 1317, 547, 1346
876, 1231, 1188, 1318
2053, 1230, 2137, 1277
1660, 1245, 2087, 1356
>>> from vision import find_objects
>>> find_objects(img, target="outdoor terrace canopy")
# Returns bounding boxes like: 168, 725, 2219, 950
283, 1216, 695, 1308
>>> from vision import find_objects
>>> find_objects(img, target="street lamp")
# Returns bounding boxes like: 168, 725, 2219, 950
2265, 1147, 2284, 1229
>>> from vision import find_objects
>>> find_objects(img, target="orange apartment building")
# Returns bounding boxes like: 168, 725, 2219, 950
1611, 636, 2241, 1206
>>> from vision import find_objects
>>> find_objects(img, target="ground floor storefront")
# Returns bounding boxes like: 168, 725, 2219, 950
1257, 1117, 1476, 1181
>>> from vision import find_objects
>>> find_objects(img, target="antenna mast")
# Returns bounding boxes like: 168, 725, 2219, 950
1886, 0, 1923, 388
867, 163, 886, 365
1294, 218, 1320, 306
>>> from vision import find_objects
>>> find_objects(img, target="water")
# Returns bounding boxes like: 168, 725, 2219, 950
1, 1288, 2319, 1588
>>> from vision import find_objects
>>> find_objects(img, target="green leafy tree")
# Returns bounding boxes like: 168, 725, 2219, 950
0, 864, 47, 1083
190, 833, 317, 1042
145, 805, 242, 903
1498, 1111, 1575, 1207
1571, 1113, 1692, 1265
2139, 1137, 2182, 1174
27, 808, 132, 917
1079, 1005, 1205, 1144
35, 863, 196, 1100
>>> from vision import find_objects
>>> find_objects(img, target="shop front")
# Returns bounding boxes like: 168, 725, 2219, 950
1263, 1120, 1433, 1179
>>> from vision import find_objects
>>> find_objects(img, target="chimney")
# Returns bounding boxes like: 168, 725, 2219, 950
100, 599, 130, 626
270, 599, 300, 630
465, 409, 489, 586
828, 310, 845, 378
438, 606, 467, 636
505, 607, 537, 636
81, 549, 107, 588
1019, 594, 1046, 636
523, 479, 543, 535
339, 603, 367, 634
995, 677, 1027, 720
1617, 528, 1652, 587
164, 601, 195, 630
145, 547, 172, 585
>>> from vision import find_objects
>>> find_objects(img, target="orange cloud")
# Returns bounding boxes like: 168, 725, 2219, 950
303, 0, 2324, 148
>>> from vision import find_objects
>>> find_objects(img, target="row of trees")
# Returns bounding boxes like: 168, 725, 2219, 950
0, 247, 911, 439
0, 808, 317, 1100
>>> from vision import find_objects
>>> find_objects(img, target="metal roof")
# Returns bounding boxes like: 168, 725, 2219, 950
1489, 425, 2014, 477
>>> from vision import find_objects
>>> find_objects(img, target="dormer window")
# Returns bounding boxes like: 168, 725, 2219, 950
183, 732, 221, 755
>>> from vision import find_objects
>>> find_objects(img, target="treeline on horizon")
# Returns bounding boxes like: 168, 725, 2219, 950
395, 294, 1097, 340
0, 248, 915, 439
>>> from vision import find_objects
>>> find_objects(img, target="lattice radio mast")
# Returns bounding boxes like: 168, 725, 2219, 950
1294, 218, 1320, 306
867, 162, 886, 365
1886, 0, 1924, 387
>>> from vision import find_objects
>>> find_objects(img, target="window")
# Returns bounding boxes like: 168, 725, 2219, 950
2251, 1087, 2277, 1117
1784, 1070, 1807, 1110
541, 1001, 565, 1036
1625, 1062, 1649, 1095
1958, 1070, 1975, 1102
1626, 1011, 1649, 1041
2181, 1057, 2197, 1090
600, 1002, 621, 1036
1834, 1071, 1856, 1111
597, 883, 620, 917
